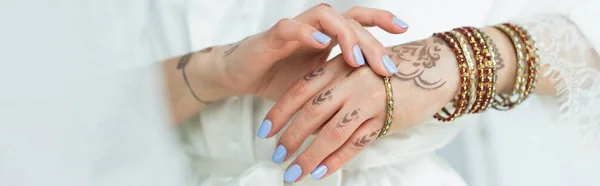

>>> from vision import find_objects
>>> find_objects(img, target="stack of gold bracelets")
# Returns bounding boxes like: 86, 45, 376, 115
433, 23, 540, 122
378, 23, 540, 138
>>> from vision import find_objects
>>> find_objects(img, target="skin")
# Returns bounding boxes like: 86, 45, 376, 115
260, 27, 556, 182
163, 5, 408, 124
161, 5, 557, 183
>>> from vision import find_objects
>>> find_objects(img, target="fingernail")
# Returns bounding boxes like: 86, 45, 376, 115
310, 165, 328, 180
272, 144, 287, 164
382, 55, 398, 73
313, 31, 331, 45
353, 45, 365, 66
393, 17, 409, 28
257, 119, 272, 139
284, 164, 303, 183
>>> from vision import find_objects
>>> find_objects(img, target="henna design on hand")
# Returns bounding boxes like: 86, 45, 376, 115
312, 88, 333, 106
491, 42, 505, 69
199, 47, 213, 53
176, 53, 193, 70
354, 129, 380, 148
387, 38, 447, 89
305, 67, 325, 80
223, 37, 250, 57
337, 108, 360, 128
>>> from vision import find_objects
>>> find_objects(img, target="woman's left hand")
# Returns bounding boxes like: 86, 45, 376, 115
258, 37, 462, 182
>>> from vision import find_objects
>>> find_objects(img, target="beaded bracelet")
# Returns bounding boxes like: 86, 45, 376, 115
492, 24, 528, 110
474, 27, 498, 113
454, 27, 489, 114
450, 30, 478, 112
433, 32, 472, 122
503, 23, 540, 104
377, 76, 394, 139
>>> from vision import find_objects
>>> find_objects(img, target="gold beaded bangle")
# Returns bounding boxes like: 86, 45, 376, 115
474, 27, 498, 113
454, 27, 488, 114
450, 30, 478, 112
492, 24, 527, 110
504, 23, 540, 103
377, 76, 394, 139
433, 32, 472, 122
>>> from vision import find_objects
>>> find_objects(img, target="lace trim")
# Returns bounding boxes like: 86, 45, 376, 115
518, 15, 600, 169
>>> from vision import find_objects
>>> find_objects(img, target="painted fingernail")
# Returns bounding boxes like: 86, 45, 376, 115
272, 144, 287, 164
257, 119, 272, 139
353, 45, 365, 66
393, 17, 409, 28
284, 164, 303, 183
382, 55, 398, 73
310, 165, 328, 180
313, 31, 331, 45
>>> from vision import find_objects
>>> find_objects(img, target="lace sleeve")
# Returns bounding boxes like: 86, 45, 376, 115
517, 15, 600, 162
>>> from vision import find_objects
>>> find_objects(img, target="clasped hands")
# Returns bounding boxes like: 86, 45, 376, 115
193, 4, 461, 183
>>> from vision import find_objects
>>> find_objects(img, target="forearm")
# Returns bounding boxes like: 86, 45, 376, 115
162, 46, 233, 124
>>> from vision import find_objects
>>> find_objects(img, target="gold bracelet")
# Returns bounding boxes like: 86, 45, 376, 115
492, 24, 527, 110
377, 76, 394, 139
475, 27, 498, 113
454, 27, 487, 114
450, 30, 478, 112
503, 23, 540, 105
433, 32, 472, 122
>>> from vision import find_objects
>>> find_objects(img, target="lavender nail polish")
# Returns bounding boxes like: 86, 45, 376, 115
271, 144, 287, 164
393, 17, 409, 28
382, 55, 398, 73
310, 165, 328, 180
257, 119, 272, 139
353, 45, 365, 66
284, 164, 303, 183
313, 31, 331, 45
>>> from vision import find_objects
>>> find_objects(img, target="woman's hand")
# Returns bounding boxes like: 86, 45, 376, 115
258, 37, 462, 183
191, 4, 409, 102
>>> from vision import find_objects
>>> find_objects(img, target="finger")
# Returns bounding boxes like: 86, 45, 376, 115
264, 18, 331, 51
343, 6, 409, 33
309, 118, 384, 180
294, 3, 363, 67
274, 85, 345, 166
346, 18, 398, 76
258, 55, 349, 139
283, 101, 377, 183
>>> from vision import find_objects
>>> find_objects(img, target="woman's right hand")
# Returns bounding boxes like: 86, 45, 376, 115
193, 4, 409, 101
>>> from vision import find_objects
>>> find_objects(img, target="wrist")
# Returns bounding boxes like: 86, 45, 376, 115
187, 48, 235, 102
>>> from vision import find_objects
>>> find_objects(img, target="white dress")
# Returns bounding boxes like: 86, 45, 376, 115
0, 0, 598, 186
0, 0, 191, 186
181, 0, 600, 186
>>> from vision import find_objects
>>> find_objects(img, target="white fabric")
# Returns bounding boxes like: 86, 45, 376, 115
1, 0, 599, 186
0, 0, 191, 186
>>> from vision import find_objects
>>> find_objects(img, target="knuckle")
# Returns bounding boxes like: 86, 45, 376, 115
301, 104, 320, 121
274, 104, 285, 114
300, 151, 320, 165
348, 6, 361, 13
316, 3, 332, 9
329, 153, 345, 169
271, 19, 288, 34
327, 125, 347, 142
289, 80, 310, 97
280, 131, 301, 147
